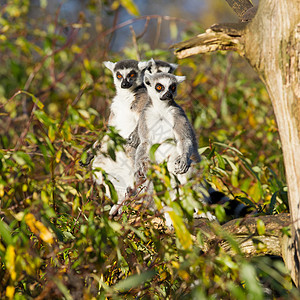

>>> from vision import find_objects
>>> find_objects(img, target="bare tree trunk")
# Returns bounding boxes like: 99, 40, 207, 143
172, 0, 300, 286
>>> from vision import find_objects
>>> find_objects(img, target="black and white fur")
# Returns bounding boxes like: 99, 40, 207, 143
134, 73, 200, 179
90, 59, 178, 216
80, 59, 178, 166
132, 73, 216, 226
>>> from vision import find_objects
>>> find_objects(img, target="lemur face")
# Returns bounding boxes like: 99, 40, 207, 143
146, 58, 178, 74
144, 73, 185, 102
104, 60, 148, 90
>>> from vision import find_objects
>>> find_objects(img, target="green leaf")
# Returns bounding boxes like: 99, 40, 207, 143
168, 211, 192, 250
215, 205, 226, 223
240, 263, 264, 300
113, 270, 155, 292
12, 151, 34, 168
149, 143, 161, 162
107, 143, 116, 161
34, 110, 54, 127
18, 90, 44, 109
207, 146, 215, 160
102, 171, 118, 204
257, 219, 265, 235
236, 196, 256, 208
48, 125, 56, 142
216, 152, 225, 169
0, 219, 13, 245
214, 142, 243, 156
268, 191, 278, 215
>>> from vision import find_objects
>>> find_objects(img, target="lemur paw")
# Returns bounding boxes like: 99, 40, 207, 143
127, 132, 140, 148
79, 152, 95, 167
174, 155, 190, 174
135, 159, 148, 182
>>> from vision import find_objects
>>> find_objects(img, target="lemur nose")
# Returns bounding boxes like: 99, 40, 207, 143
160, 91, 173, 101
121, 80, 132, 89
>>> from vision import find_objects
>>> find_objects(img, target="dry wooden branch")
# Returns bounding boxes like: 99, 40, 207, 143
171, 23, 246, 59
192, 214, 291, 258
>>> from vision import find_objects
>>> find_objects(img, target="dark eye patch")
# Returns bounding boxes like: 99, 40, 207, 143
169, 83, 176, 92
127, 71, 137, 78
155, 83, 164, 92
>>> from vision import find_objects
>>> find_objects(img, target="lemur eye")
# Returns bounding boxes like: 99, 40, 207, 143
130, 72, 136, 78
170, 84, 176, 92
155, 83, 164, 92
116, 73, 122, 79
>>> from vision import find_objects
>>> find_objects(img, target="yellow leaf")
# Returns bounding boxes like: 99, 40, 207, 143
48, 125, 56, 142
5, 245, 16, 281
25, 213, 54, 244
6, 286, 15, 300
111, 1, 120, 10
55, 149, 62, 163
171, 261, 180, 269
168, 211, 192, 250
41, 190, 49, 204
35, 221, 54, 244
178, 270, 190, 281
120, 0, 140, 16
0, 183, 4, 197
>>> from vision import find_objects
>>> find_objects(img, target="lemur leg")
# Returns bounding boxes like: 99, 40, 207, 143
93, 150, 135, 215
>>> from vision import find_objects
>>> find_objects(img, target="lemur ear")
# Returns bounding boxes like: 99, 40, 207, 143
148, 58, 155, 67
138, 61, 149, 71
175, 75, 186, 84
103, 61, 116, 72
144, 73, 153, 86
169, 63, 178, 72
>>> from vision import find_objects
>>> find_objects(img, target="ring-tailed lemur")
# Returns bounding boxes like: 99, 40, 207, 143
132, 72, 216, 226
83, 59, 178, 216
132, 72, 252, 225
134, 72, 200, 179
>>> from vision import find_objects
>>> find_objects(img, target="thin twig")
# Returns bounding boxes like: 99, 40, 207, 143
136, 17, 151, 40
154, 16, 162, 49
130, 25, 140, 61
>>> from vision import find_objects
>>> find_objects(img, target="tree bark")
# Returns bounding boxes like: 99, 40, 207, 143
172, 0, 300, 286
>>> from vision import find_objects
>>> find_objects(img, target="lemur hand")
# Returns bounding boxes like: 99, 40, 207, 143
127, 131, 140, 148
135, 159, 148, 183
174, 155, 191, 174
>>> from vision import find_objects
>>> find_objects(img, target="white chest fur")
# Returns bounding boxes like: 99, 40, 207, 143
146, 105, 174, 143
145, 105, 176, 163
109, 90, 138, 138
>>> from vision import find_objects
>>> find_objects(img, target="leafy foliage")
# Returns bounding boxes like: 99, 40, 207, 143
0, 1, 295, 299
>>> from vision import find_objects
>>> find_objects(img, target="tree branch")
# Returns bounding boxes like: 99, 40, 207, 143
193, 214, 291, 259
171, 23, 246, 59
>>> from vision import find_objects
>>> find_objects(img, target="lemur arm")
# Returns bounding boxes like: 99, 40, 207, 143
127, 89, 149, 148
127, 125, 140, 148
173, 106, 201, 174
134, 111, 150, 179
